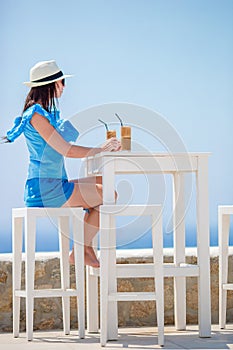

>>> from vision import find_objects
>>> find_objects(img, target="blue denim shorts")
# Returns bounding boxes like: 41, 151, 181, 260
24, 178, 74, 207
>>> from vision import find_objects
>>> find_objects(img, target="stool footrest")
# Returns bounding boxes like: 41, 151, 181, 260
89, 263, 199, 278
164, 263, 199, 277
15, 288, 80, 298
223, 283, 233, 290
108, 292, 157, 301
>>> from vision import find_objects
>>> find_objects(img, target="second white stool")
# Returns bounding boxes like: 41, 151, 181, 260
218, 205, 233, 329
12, 207, 85, 340
87, 204, 164, 346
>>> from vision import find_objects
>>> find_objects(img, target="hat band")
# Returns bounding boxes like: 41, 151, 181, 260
32, 70, 63, 83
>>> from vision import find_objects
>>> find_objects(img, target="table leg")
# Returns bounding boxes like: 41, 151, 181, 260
173, 173, 186, 330
83, 159, 99, 333
100, 209, 110, 346
100, 207, 118, 344
102, 158, 118, 340
196, 156, 211, 337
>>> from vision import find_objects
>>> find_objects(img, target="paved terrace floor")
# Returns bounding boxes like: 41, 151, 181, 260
0, 325, 232, 350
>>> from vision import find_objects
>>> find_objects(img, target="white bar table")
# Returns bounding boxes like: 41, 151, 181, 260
84, 152, 211, 339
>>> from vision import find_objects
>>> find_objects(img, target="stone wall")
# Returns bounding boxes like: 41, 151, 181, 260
0, 248, 232, 332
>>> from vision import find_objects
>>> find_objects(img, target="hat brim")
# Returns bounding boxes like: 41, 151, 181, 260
23, 74, 73, 87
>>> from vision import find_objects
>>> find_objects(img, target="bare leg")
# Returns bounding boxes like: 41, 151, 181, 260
62, 181, 102, 267
69, 207, 100, 267
63, 177, 117, 268
84, 207, 99, 246
70, 176, 102, 186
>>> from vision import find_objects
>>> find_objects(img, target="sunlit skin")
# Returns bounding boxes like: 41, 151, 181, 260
55, 80, 65, 98
30, 79, 121, 267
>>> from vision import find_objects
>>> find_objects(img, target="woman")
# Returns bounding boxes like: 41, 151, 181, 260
3, 60, 121, 267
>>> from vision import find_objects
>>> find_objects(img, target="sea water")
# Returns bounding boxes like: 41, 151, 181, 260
1, 224, 232, 253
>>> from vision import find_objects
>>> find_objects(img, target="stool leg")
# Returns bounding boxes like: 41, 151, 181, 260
86, 235, 99, 333
152, 212, 164, 346
173, 173, 186, 331
73, 213, 85, 339
106, 213, 118, 341
100, 210, 111, 346
86, 266, 99, 333
219, 213, 230, 329
58, 216, 70, 335
12, 215, 23, 337
25, 214, 36, 341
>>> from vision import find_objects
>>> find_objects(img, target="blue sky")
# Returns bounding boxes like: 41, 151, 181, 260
0, 0, 233, 252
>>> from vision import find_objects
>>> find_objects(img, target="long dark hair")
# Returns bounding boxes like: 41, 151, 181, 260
0, 80, 64, 143
22, 82, 58, 114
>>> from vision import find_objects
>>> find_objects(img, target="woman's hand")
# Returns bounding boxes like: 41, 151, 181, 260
101, 137, 121, 152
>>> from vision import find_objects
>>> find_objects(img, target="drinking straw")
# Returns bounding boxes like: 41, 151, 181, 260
115, 113, 124, 126
98, 119, 109, 131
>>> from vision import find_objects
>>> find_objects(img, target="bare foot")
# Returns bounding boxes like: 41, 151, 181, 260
69, 246, 100, 268
85, 246, 100, 268
69, 248, 75, 265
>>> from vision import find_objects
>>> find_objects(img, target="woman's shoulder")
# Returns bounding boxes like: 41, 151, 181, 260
23, 104, 58, 126
23, 104, 50, 118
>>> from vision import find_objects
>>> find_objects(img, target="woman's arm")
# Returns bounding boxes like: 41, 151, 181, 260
30, 113, 120, 158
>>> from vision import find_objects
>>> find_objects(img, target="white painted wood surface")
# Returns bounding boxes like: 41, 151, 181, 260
12, 207, 85, 341
85, 152, 211, 338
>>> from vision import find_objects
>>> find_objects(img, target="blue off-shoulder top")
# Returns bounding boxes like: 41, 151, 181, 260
6, 104, 79, 180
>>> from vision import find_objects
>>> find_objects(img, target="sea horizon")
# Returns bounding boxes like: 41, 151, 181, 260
1, 226, 232, 254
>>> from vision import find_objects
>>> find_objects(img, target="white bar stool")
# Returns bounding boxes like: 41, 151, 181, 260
218, 205, 233, 329
12, 207, 85, 340
87, 204, 164, 346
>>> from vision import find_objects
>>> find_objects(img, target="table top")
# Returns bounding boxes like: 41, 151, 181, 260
85, 151, 211, 175
87, 151, 211, 159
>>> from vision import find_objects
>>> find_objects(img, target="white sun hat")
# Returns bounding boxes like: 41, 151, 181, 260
23, 60, 73, 87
